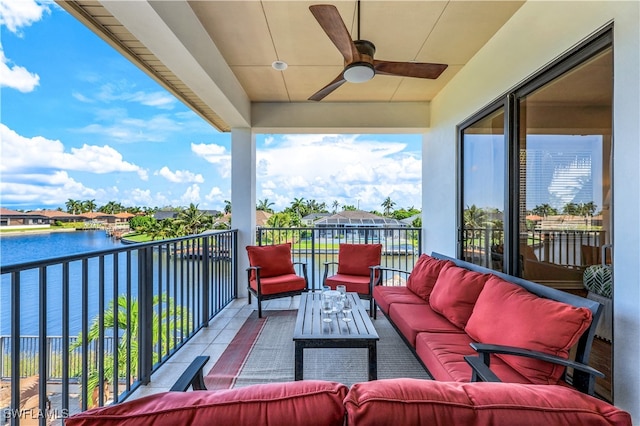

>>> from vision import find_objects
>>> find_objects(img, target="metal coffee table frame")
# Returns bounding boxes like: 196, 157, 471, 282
293, 291, 379, 381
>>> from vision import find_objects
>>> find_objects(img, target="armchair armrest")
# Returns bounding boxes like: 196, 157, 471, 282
293, 262, 309, 288
169, 355, 210, 391
373, 267, 411, 287
322, 261, 339, 284
467, 342, 603, 395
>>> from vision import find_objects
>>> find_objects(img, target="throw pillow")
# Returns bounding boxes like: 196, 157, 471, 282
429, 264, 489, 329
406, 254, 455, 302
336, 244, 382, 276
465, 275, 593, 385
246, 243, 295, 278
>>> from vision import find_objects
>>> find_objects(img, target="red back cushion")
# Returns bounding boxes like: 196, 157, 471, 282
66, 380, 349, 426
336, 244, 382, 276
429, 264, 489, 329
465, 275, 593, 385
246, 243, 295, 278
406, 254, 455, 302
344, 379, 631, 426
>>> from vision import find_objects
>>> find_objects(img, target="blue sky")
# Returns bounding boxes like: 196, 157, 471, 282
0, 0, 422, 213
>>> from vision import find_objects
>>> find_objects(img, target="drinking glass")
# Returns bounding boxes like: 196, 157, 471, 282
321, 293, 333, 322
341, 297, 352, 322
334, 295, 345, 316
336, 285, 346, 296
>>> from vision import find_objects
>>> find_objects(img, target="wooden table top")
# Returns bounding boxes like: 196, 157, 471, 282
293, 292, 379, 341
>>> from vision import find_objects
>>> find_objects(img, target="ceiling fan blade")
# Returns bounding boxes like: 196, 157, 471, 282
374, 60, 448, 79
309, 5, 359, 63
308, 73, 347, 101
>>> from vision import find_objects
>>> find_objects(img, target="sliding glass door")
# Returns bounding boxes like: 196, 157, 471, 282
458, 28, 613, 401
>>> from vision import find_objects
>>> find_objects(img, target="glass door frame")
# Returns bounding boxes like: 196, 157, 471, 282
457, 25, 613, 277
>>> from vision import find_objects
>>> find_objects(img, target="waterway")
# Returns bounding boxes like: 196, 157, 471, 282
0, 230, 122, 336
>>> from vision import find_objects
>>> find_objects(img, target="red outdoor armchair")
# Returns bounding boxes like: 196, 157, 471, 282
323, 243, 382, 314
246, 243, 308, 318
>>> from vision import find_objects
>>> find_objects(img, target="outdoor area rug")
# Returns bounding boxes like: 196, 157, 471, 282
204, 309, 431, 389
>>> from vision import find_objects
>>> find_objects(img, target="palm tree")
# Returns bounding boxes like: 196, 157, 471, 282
71, 294, 190, 408
463, 204, 486, 228
257, 198, 275, 213
332, 200, 339, 213
82, 199, 97, 213
175, 203, 209, 235
65, 199, 81, 215
531, 203, 557, 218
381, 197, 396, 216
290, 197, 306, 219
223, 200, 232, 214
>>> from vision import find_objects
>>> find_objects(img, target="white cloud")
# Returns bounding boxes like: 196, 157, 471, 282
80, 82, 176, 110
205, 186, 224, 202
0, 0, 47, 92
255, 134, 421, 210
0, 171, 97, 208
191, 143, 231, 177
1, 123, 148, 184
0, 0, 48, 34
75, 114, 182, 143
155, 166, 204, 184
0, 46, 40, 92
180, 184, 201, 204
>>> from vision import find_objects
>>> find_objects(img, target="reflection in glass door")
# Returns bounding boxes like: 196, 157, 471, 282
460, 108, 505, 271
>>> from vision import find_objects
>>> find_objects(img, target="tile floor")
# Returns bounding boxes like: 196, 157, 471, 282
130, 296, 302, 399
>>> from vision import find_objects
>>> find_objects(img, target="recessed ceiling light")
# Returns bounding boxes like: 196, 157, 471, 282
272, 60, 288, 71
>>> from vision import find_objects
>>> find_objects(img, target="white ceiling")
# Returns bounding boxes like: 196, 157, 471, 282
189, 1, 525, 102
58, 0, 526, 130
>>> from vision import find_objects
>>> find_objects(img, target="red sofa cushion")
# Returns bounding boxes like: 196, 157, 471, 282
389, 304, 464, 347
415, 332, 530, 384
373, 286, 426, 314
344, 378, 631, 426
336, 244, 382, 276
465, 275, 593, 385
246, 243, 295, 278
66, 381, 348, 426
325, 273, 371, 295
249, 274, 307, 295
429, 265, 489, 328
406, 254, 454, 301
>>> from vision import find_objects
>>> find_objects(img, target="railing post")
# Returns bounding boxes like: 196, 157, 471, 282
232, 231, 238, 299
137, 247, 154, 385
202, 237, 210, 326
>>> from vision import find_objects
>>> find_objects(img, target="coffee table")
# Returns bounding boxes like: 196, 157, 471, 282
293, 291, 379, 381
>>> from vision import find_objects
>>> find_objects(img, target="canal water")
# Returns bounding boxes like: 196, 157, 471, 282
0, 230, 122, 336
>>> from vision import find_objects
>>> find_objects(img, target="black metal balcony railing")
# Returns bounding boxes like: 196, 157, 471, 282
1, 225, 419, 425
256, 226, 422, 289
461, 227, 605, 268
1, 230, 238, 425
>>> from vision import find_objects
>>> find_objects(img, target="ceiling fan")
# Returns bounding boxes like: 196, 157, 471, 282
308, 2, 448, 101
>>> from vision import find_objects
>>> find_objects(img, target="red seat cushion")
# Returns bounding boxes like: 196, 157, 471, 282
336, 244, 382, 276
388, 304, 464, 347
373, 286, 426, 314
429, 265, 489, 329
344, 379, 632, 426
325, 274, 371, 295
249, 274, 306, 295
415, 332, 530, 384
465, 275, 593, 385
406, 254, 455, 302
66, 380, 349, 426
246, 244, 295, 279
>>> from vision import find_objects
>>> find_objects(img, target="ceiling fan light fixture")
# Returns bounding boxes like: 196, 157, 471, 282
343, 62, 374, 83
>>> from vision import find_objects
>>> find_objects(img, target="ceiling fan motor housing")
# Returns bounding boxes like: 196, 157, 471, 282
344, 40, 376, 83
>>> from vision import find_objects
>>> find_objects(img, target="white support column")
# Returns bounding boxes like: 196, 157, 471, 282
231, 128, 256, 298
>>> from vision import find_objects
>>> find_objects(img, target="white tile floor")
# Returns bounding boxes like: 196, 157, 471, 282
130, 296, 302, 399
